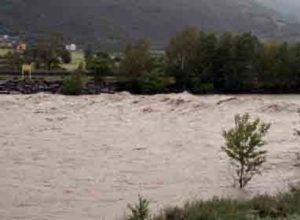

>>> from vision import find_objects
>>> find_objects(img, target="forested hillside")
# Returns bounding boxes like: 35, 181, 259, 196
1, 0, 300, 48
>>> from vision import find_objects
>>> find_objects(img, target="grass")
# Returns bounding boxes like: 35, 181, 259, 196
156, 188, 300, 220
126, 185, 300, 220
0, 49, 84, 71
0, 48, 13, 56
61, 51, 85, 71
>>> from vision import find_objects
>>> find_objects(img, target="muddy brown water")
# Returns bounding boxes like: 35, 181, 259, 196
0, 93, 299, 219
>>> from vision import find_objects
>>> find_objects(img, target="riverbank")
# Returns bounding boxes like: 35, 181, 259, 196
0, 79, 115, 94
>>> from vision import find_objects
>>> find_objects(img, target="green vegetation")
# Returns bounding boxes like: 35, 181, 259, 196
121, 112, 299, 220
27, 34, 71, 70
62, 72, 85, 95
4, 29, 300, 95
86, 51, 113, 82
61, 51, 85, 71
222, 113, 271, 188
117, 40, 173, 93
0, 48, 12, 56
125, 186, 300, 220
1, 34, 72, 71
120, 40, 153, 77
127, 196, 151, 220
116, 29, 300, 94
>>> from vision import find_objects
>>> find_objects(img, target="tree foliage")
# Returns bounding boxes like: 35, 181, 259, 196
120, 39, 152, 77
127, 195, 151, 220
118, 39, 174, 94
62, 72, 85, 95
165, 29, 300, 94
26, 34, 71, 70
3, 51, 24, 70
5, 29, 300, 94
166, 27, 201, 91
222, 113, 271, 188
86, 51, 112, 82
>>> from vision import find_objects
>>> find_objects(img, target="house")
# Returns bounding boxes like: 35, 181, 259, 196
65, 43, 77, 51
16, 42, 27, 53
0, 35, 19, 48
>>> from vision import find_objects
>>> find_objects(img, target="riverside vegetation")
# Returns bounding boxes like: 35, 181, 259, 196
4, 28, 300, 95
126, 188, 300, 220
90, 28, 300, 94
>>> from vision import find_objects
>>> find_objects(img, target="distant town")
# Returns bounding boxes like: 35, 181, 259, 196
0, 34, 77, 51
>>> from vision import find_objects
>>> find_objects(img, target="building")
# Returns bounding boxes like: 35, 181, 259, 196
16, 42, 27, 53
65, 43, 77, 51
0, 35, 19, 48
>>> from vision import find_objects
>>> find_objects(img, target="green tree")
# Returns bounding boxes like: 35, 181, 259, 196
222, 113, 271, 188
127, 195, 151, 220
166, 27, 201, 91
213, 32, 235, 91
84, 44, 93, 60
274, 42, 293, 90
86, 51, 112, 82
189, 33, 217, 93
233, 33, 262, 90
290, 43, 300, 89
28, 34, 70, 70
120, 39, 152, 77
4, 51, 24, 70
119, 39, 170, 94
258, 42, 279, 90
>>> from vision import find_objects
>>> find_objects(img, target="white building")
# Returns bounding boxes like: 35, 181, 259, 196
65, 43, 77, 51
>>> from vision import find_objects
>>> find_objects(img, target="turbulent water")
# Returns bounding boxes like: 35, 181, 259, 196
0, 93, 299, 219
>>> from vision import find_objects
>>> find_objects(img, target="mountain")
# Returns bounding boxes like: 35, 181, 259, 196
1, 0, 300, 49
256, 0, 300, 21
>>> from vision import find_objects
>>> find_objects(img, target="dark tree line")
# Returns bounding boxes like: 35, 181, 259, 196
115, 28, 300, 94
19, 28, 300, 94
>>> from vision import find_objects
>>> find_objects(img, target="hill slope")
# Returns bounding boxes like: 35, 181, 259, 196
256, 0, 300, 21
1, 0, 300, 48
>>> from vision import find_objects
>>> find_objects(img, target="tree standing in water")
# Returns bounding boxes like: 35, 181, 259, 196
222, 113, 271, 188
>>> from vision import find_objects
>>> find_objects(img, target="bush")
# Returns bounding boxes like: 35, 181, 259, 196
188, 78, 215, 94
222, 113, 271, 188
127, 195, 151, 220
250, 195, 288, 218
62, 73, 85, 95
154, 198, 253, 220
152, 186, 300, 220
117, 70, 174, 94
86, 52, 112, 83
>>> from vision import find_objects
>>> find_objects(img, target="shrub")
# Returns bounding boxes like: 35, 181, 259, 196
62, 73, 85, 95
86, 52, 112, 83
136, 185, 300, 220
156, 207, 185, 220
222, 113, 271, 188
117, 69, 174, 94
154, 198, 252, 220
250, 195, 288, 218
127, 195, 151, 220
